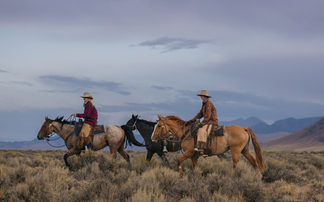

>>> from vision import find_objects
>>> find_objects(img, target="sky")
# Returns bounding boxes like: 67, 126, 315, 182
1, 0, 324, 142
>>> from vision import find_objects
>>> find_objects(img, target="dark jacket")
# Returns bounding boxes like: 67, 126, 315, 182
191, 99, 218, 125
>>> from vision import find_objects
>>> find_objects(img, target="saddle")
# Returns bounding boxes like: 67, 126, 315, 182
210, 125, 225, 137
74, 121, 105, 137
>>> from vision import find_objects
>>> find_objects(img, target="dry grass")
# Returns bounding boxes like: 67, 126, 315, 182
1, 149, 324, 202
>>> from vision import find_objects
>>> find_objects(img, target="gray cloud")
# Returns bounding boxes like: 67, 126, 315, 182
12, 81, 33, 86
39, 75, 130, 95
137, 37, 215, 53
0, 81, 33, 86
151, 85, 173, 91
0, 70, 8, 73
39, 89, 81, 94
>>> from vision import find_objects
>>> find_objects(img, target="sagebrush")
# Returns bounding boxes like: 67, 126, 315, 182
1, 149, 324, 202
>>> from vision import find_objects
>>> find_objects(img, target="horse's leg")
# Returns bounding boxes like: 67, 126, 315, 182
117, 147, 130, 163
63, 148, 80, 170
156, 150, 170, 166
146, 150, 155, 162
109, 147, 118, 159
230, 147, 241, 169
241, 147, 258, 170
177, 149, 195, 177
190, 153, 198, 168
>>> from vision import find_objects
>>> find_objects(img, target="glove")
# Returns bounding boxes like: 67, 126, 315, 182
198, 123, 204, 128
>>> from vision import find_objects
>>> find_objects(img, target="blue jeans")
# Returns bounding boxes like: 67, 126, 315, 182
86, 142, 92, 149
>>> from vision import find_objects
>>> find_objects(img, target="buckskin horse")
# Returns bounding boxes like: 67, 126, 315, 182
151, 115, 265, 176
126, 114, 181, 165
37, 116, 144, 169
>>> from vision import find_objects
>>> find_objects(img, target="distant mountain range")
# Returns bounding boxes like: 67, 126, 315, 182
251, 116, 324, 134
220, 116, 323, 134
260, 117, 324, 151
1, 116, 323, 151
219, 116, 323, 142
219, 116, 267, 127
0, 135, 146, 151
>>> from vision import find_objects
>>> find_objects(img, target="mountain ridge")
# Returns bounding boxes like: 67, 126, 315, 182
260, 117, 324, 151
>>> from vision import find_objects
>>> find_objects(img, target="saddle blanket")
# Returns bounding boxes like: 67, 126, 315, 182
75, 124, 105, 136
94, 124, 105, 134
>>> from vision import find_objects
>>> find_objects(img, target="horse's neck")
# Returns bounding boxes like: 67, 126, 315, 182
52, 122, 74, 141
170, 124, 190, 140
137, 121, 154, 141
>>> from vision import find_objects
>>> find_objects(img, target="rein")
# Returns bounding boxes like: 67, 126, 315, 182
161, 121, 195, 143
45, 115, 78, 148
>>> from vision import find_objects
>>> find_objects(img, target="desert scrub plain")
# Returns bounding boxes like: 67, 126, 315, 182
1, 150, 324, 202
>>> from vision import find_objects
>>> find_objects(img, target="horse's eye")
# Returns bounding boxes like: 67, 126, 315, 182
158, 125, 161, 128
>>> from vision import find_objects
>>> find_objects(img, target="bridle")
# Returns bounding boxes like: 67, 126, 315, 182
44, 115, 78, 148
130, 118, 138, 130
154, 120, 191, 143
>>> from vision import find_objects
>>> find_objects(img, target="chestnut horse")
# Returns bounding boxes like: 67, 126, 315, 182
151, 115, 265, 176
37, 117, 144, 169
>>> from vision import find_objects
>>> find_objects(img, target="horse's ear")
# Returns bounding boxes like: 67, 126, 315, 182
45, 117, 52, 122
158, 115, 164, 120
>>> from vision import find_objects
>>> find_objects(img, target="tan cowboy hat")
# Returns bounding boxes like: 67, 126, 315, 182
80, 92, 93, 99
197, 90, 212, 98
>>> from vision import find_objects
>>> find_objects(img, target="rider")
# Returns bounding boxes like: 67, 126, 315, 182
73, 92, 98, 152
189, 90, 218, 154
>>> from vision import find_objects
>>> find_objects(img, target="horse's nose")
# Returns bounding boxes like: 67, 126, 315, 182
37, 133, 44, 140
152, 136, 158, 142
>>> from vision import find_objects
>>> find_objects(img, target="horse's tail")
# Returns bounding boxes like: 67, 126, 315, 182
245, 127, 265, 172
121, 125, 145, 148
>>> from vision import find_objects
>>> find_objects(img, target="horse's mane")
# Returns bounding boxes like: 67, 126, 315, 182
165, 115, 186, 125
137, 117, 157, 127
53, 116, 77, 125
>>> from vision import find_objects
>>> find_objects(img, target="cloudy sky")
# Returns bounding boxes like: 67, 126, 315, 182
1, 0, 324, 142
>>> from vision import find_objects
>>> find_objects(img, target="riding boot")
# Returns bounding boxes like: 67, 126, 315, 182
198, 148, 204, 154
197, 141, 206, 155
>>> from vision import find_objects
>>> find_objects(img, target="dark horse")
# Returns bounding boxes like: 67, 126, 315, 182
126, 114, 182, 164
37, 116, 144, 169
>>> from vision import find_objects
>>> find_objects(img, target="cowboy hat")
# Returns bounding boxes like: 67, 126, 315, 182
197, 90, 212, 98
80, 92, 93, 99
